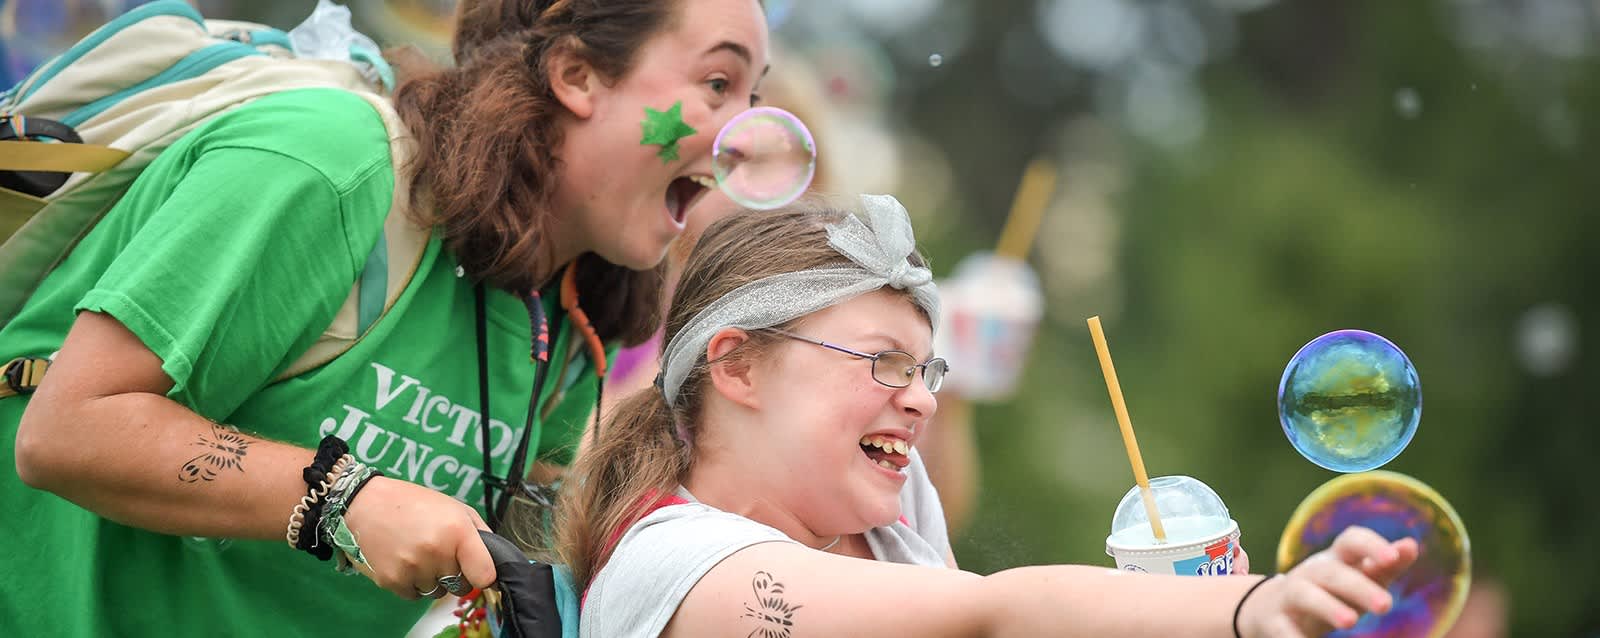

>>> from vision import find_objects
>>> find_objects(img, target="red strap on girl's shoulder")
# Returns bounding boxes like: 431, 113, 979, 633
583, 489, 691, 607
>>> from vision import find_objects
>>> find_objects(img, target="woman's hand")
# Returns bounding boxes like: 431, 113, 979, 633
1237, 526, 1418, 637
1234, 545, 1251, 575
340, 477, 498, 600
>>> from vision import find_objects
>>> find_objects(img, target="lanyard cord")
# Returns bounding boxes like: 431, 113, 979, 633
475, 282, 555, 531
473, 263, 610, 531
475, 283, 494, 520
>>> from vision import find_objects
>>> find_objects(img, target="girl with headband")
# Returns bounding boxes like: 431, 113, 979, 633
559, 194, 1418, 638
601, 51, 962, 569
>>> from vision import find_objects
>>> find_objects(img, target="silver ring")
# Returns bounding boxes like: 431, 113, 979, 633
417, 583, 444, 598
438, 573, 472, 596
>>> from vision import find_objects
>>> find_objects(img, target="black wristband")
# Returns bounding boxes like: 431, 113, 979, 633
1233, 574, 1278, 638
299, 467, 382, 561
344, 469, 384, 509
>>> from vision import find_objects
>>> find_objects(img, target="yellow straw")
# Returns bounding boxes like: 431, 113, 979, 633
995, 157, 1058, 260
1086, 316, 1167, 541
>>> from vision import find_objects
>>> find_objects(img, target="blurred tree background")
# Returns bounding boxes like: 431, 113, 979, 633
873, 2, 1592, 635
5, 0, 1590, 634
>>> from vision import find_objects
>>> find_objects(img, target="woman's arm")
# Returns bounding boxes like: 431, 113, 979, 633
665, 526, 1416, 638
17, 312, 315, 536
15, 312, 495, 598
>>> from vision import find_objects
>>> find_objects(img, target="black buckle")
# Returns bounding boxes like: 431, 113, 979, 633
0, 115, 83, 197
3, 356, 48, 396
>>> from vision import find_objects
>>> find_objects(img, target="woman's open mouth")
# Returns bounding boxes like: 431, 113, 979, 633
665, 175, 714, 225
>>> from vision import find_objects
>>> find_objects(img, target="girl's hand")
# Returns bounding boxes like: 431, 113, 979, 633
1238, 526, 1419, 637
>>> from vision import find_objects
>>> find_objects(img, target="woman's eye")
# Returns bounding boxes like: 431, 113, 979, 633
708, 78, 729, 94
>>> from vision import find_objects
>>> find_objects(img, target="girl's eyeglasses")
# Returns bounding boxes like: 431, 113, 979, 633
763, 328, 947, 392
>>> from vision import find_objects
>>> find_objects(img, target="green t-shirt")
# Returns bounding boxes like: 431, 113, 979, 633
0, 89, 605, 636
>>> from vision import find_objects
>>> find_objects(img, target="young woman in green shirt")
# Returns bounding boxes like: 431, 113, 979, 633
1, 0, 770, 635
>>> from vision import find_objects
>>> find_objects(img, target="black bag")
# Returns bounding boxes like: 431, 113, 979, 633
479, 531, 575, 638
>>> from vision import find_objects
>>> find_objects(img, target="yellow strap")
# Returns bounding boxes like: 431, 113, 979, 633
0, 186, 49, 234
0, 140, 130, 173
0, 357, 49, 399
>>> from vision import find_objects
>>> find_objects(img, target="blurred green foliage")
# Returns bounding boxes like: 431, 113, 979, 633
907, 3, 1594, 635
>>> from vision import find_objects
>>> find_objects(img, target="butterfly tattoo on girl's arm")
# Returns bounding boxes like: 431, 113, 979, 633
178, 424, 251, 483
741, 571, 802, 638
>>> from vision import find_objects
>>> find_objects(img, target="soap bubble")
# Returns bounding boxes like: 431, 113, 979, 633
1278, 330, 1421, 472
713, 107, 816, 210
1515, 303, 1578, 377
1278, 471, 1471, 638
928, 53, 944, 67
1394, 87, 1423, 119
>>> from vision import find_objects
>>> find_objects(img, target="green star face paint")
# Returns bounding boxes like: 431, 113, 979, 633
640, 101, 698, 163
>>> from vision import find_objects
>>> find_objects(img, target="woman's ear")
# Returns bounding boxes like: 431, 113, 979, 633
705, 328, 760, 410
546, 44, 597, 119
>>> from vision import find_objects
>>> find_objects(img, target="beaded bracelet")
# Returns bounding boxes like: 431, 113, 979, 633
286, 436, 353, 554
286, 454, 350, 550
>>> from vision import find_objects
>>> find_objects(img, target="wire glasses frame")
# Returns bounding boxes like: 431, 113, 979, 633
763, 328, 948, 392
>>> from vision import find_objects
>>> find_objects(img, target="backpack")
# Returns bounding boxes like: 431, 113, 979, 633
0, 0, 429, 394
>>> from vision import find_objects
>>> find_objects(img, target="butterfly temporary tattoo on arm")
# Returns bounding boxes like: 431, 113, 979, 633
178, 424, 251, 483
741, 571, 802, 638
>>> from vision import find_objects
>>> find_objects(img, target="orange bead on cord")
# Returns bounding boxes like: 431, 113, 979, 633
560, 263, 608, 379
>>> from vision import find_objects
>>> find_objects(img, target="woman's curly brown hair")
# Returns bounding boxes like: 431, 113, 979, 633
390, 0, 678, 345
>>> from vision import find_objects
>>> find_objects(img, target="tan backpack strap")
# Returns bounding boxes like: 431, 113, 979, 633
273, 93, 428, 382
0, 141, 130, 173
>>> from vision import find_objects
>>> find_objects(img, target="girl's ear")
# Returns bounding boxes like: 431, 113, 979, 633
705, 327, 760, 410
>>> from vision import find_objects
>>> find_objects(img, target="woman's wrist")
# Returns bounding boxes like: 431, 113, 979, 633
286, 436, 353, 559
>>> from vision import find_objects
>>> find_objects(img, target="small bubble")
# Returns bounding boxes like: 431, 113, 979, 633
1517, 303, 1579, 377
928, 53, 943, 67
1470, 83, 1478, 91
1394, 88, 1422, 119
455, 265, 465, 278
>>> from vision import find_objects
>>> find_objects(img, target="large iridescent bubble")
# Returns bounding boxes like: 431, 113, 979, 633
1278, 330, 1421, 472
1277, 471, 1471, 638
712, 106, 816, 210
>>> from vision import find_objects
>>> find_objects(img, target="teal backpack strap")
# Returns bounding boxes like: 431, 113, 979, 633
551, 564, 581, 638
348, 45, 396, 93
356, 229, 389, 335
244, 28, 294, 51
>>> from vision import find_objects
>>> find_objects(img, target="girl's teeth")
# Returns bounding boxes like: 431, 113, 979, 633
688, 175, 716, 188
877, 459, 898, 470
857, 435, 911, 454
